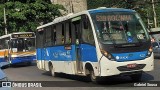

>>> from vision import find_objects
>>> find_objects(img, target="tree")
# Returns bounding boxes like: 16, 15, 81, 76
0, 0, 65, 36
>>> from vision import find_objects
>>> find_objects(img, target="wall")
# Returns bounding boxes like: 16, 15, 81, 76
51, 0, 87, 14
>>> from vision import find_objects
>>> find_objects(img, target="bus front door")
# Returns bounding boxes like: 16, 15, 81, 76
73, 21, 83, 74
5, 40, 11, 64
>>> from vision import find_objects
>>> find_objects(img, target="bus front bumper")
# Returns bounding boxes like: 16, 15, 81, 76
99, 53, 154, 76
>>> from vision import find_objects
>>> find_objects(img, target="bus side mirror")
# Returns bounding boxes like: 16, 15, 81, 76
155, 46, 159, 48
83, 15, 89, 29
148, 25, 152, 30
5, 40, 9, 44
83, 21, 88, 29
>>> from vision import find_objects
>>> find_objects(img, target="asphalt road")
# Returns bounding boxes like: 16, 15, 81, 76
2, 59, 160, 90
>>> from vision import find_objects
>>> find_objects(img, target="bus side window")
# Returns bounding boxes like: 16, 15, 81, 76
53, 26, 56, 45
0, 40, 3, 49
5, 40, 9, 48
0, 45, 2, 49
45, 26, 52, 47
65, 21, 72, 44
17, 39, 24, 51
56, 23, 62, 45
36, 29, 44, 48
82, 15, 95, 45
62, 23, 65, 44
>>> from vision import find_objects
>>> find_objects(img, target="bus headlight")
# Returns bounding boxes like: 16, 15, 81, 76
100, 49, 114, 60
146, 47, 152, 57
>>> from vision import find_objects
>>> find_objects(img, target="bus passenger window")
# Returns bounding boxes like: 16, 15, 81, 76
0, 45, 2, 49
45, 26, 52, 47
53, 26, 56, 45
62, 23, 65, 44
17, 39, 24, 51
65, 22, 72, 44
56, 24, 62, 45
11, 40, 16, 48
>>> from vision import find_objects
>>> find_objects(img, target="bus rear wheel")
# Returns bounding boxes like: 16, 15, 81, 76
49, 64, 56, 77
26, 62, 32, 66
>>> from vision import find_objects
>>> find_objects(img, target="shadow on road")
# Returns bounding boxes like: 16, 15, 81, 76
42, 71, 154, 87
141, 72, 154, 81
2, 61, 37, 68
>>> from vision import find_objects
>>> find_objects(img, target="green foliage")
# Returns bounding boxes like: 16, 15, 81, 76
0, 0, 65, 36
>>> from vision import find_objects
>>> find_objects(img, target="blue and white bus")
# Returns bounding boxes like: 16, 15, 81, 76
36, 8, 154, 82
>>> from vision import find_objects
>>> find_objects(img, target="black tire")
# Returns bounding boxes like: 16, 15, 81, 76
49, 64, 56, 77
89, 70, 98, 83
26, 62, 32, 66
1, 64, 10, 69
130, 73, 142, 82
4, 56, 8, 62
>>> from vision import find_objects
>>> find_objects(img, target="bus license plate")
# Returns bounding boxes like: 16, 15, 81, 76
127, 63, 137, 68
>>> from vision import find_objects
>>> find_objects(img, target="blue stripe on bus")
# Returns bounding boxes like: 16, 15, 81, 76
112, 51, 148, 62
37, 46, 74, 61
80, 44, 97, 62
11, 55, 36, 64
36, 44, 98, 62
36, 48, 45, 60
0, 58, 5, 62
89, 8, 135, 14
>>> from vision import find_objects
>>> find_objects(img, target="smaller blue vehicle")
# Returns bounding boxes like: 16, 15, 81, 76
0, 63, 11, 90
152, 41, 160, 58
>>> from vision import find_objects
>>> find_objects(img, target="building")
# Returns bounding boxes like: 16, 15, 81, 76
51, 0, 87, 14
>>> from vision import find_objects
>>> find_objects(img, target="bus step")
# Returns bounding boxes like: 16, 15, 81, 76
77, 71, 83, 73
77, 71, 84, 74
77, 73, 85, 76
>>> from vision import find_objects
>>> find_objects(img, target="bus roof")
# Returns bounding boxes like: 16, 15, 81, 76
37, 8, 136, 30
88, 8, 135, 14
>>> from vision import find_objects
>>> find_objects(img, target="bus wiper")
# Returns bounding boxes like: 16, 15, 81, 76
108, 34, 116, 46
114, 43, 141, 48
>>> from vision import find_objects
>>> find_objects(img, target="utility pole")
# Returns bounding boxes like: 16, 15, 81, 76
4, 8, 7, 35
152, 0, 157, 28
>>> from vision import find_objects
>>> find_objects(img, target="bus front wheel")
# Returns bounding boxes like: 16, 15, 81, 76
49, 65, 56, 77
89, 70, 98, 83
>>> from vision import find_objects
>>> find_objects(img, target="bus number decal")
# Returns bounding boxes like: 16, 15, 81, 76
53, 51, 71, 58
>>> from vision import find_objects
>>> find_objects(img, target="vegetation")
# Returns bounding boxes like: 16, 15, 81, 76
0, 0, 65, 36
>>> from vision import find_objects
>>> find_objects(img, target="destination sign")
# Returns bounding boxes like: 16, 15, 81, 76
12, 33, 35, 38
96, 15, 133, 21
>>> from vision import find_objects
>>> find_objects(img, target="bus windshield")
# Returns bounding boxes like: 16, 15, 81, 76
91, 12, 149, 45
11, 38, 35, 51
